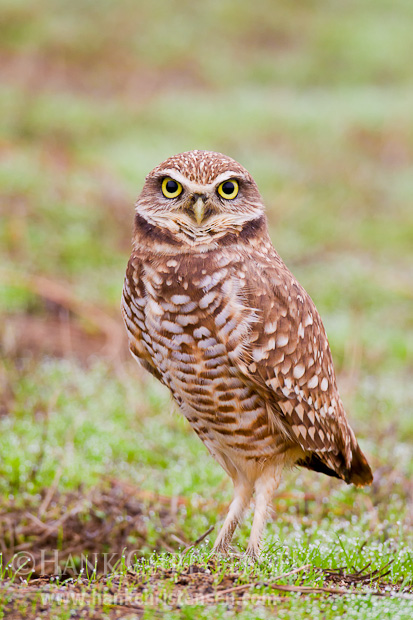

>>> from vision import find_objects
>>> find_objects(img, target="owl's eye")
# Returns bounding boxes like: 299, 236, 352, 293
217, 179, 239, 200
161, 177, 183, 198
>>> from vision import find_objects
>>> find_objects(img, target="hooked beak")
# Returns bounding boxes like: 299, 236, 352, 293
193, 196, 206, 225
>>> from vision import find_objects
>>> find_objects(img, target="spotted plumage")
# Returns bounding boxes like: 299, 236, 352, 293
122, 150, 373, 559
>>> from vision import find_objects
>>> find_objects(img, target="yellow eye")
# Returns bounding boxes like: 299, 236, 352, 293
217, 179, 239, 200
161, 177, 183, 198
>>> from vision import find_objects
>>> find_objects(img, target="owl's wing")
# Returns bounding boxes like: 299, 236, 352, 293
122, 254, 163, 382
233, 248, 371, 484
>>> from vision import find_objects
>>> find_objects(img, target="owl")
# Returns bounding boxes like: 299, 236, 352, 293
122, 150, 373, 559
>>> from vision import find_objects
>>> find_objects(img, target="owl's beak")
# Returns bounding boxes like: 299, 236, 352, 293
193, 196, 206, 225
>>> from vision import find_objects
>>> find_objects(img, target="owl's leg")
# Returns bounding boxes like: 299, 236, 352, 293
245, 459, 284, 560
212, 477, 253, 555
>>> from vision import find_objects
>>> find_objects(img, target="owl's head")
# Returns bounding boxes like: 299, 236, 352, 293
134, 150, 266, 250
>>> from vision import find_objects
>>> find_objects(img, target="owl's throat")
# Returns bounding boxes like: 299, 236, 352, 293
134, 212, 267, 252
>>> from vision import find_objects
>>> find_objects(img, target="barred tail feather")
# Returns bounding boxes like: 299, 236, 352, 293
347, 443, 373, 487
297, 442, 373, 486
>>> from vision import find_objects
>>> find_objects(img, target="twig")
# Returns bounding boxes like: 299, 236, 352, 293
208, 561, 413, 602
183, 525, 214, 552
191, 525, 215, 547
353, 561, 372, 576
321, 559, 394, 585
207, 563, 312, 600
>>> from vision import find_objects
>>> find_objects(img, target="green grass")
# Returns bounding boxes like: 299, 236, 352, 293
1, 0, 413, 617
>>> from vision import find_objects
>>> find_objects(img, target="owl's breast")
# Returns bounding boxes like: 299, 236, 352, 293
140, 254, 250, 398
124, 251, 282, 460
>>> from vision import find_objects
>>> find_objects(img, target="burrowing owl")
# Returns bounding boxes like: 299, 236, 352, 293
122, 150, 373, 559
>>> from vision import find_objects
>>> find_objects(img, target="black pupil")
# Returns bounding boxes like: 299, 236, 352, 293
165, 179, 178, 194
221, 181, 235, 195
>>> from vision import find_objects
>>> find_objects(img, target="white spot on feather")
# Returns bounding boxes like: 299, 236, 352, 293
266, 337, 276, 350
198, 337, 217, 350
147, 299, 164, 316
299, 425, 307, 439
252, 348, 266, 362
276, 334, 289, 347
193, 326, 211, 339
293, 364, 305, 379
199, 291, 217, 309
304, 313, 313, 327
215, 305, 231, 327
307, 375, 318, 389
268, 377, 279, 391
161, 320, 183, 334
296, 403, 305, 421
174, 333, 194, 345
171, 294, 191, 305
320, 377, 329, 391
200, 274, 212, 288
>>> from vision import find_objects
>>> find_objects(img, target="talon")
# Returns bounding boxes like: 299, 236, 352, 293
245, 547, 262, 563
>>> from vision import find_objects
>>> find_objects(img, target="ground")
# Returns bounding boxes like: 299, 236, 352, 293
0, 1, 413, 618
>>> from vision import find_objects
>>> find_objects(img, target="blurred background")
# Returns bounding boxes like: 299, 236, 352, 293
0, 0, 412, 559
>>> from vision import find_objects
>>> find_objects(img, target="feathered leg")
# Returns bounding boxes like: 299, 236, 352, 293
213, 477, 253, 554
245, 459, 284, 560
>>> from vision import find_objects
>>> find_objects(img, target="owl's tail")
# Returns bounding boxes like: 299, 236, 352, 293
346, 442, 373, 487
297, 441, 373, 486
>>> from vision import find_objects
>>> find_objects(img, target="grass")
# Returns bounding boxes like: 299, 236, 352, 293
1, 0, 413, 617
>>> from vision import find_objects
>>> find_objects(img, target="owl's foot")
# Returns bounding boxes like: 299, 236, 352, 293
210, 541, 231, 557
244, 545, 262, 564
209, 548, 256, 567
